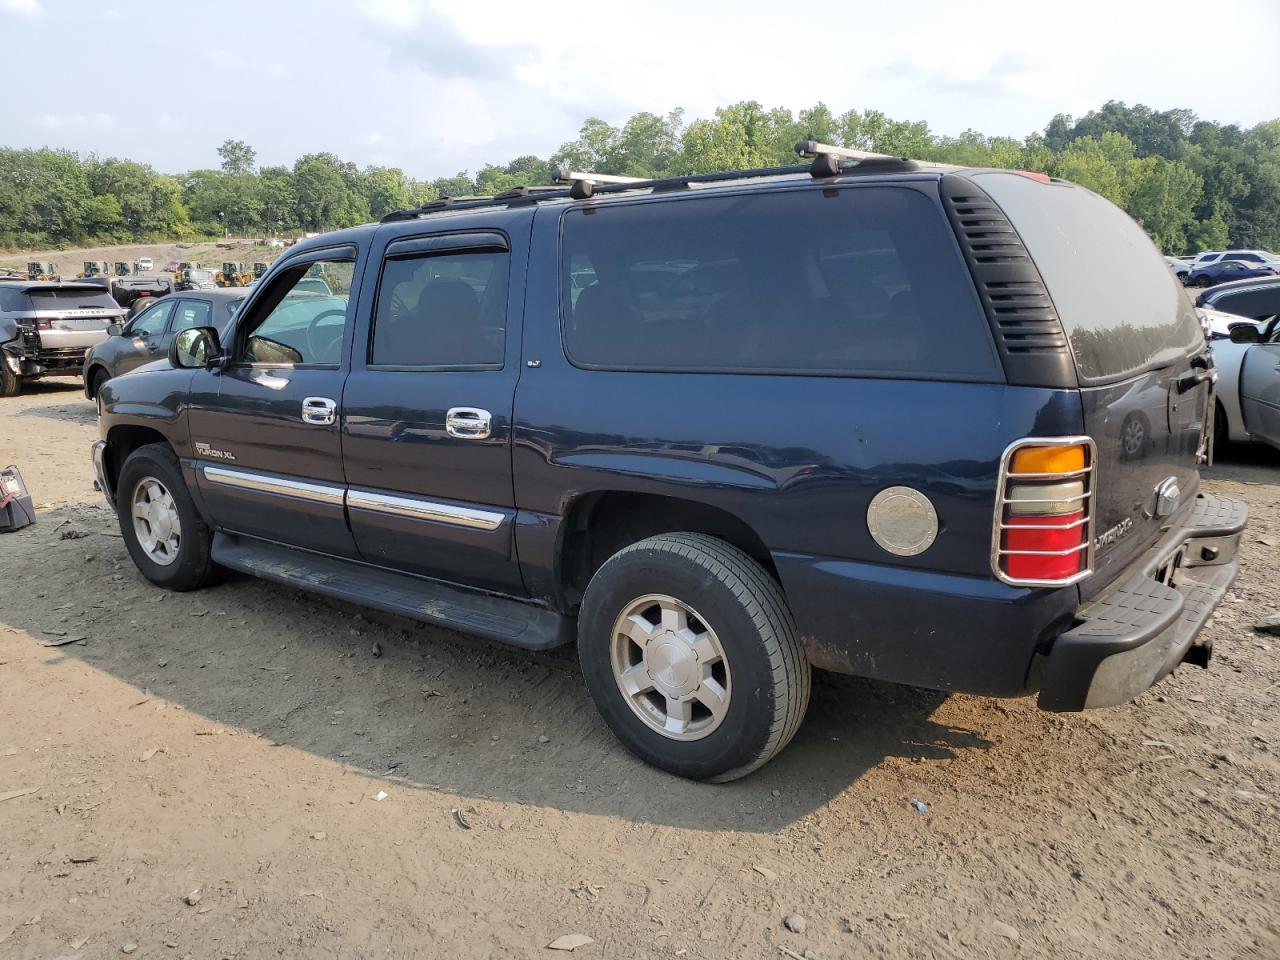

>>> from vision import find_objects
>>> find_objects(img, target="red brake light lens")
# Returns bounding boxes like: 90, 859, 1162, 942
994, 440, 1094, 586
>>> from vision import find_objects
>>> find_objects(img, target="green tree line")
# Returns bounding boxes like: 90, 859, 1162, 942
2, 101, 1277, 254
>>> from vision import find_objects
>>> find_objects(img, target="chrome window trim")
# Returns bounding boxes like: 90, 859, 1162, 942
990, 436, 1097, 588
347, 488, 504, 531
200, 464, 345, 506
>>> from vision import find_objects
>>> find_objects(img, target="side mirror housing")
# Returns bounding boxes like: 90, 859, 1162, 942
169, 326, 224, 369
1228, 324, 1262, 344
106, 323, 122, 337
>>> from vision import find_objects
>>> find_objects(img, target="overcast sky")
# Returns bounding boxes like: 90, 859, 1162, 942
3, 0, 1278, 179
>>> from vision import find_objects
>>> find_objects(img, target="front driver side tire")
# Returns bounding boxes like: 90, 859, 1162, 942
0, 357, 21, 397
578, 533, 811, 781
117, 443, 216, 591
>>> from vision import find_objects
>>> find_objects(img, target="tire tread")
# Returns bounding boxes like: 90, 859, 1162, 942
592, 533, 810, 781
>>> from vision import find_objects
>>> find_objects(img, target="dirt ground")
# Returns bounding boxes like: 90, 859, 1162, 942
1, 377, 1278, 960
0, 241, 281, 282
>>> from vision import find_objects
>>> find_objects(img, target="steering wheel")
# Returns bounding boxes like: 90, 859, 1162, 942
304, 308, 347, 362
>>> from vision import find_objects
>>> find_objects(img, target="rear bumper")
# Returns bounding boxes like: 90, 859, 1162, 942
1037, 493, 1247, 711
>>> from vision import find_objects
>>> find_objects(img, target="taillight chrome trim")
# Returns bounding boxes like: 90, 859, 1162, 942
991, 436, 1097, 588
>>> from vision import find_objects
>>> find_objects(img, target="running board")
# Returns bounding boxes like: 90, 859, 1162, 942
210, 533, 573, 651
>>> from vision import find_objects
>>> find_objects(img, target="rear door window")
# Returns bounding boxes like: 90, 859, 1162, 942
559, 187, 999, 379
370, 249, 508, 368
974, 172, 1203, 383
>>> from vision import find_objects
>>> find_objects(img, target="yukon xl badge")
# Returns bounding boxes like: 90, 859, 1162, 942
194, 441, 236, 462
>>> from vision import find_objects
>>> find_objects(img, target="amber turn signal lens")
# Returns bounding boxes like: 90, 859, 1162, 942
1010, 444, 1086, 475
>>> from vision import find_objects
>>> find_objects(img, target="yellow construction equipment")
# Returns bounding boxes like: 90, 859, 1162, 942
26, 262, 59, 281
253, 261, 269, 279
113, 261, 133, 277
79, 261, 109, 278
216, 261, 254, 287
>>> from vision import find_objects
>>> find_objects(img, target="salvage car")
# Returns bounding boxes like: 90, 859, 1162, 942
92, 148, 1246, 780
1186, 259, 1278, 288
83, 289, 245, 400
1, 281, 127, 396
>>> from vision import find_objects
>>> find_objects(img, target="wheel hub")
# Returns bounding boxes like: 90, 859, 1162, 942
644, 633, 700, 698
608, 594, 732, 741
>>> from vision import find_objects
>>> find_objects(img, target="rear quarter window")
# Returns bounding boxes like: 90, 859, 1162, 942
974, 173, 1203, 383
559, 185, 1000, 380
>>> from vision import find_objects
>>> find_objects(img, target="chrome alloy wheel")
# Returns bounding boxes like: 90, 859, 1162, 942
609, 594, 731, 741
131, 477, 181, 566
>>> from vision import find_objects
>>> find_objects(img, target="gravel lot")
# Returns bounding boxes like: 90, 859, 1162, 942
1, 378, 1278, 960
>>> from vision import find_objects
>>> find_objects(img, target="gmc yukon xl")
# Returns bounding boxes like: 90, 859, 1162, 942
91, 147, 1246, 780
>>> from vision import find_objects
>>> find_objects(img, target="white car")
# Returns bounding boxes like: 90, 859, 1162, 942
1191, 249, 1280, 270
135, 257, 154, 272
1206, 304, 1280, 452
1165, 256, 1190, 280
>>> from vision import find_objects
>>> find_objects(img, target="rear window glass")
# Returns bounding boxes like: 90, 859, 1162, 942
560, 186, 999, 379
1203, 283, 1280, 321
0, 288, 28, 311
27, 289, 120, 311
975, 173, 1203, 383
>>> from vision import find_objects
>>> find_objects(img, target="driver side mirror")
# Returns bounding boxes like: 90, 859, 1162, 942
1228, 324, 1262, 344
169, 326, 224, 369
106, 323, 122, 337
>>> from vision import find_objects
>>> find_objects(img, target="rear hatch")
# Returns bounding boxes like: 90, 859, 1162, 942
25, 286, 124, 350
973, 173, 1210, 598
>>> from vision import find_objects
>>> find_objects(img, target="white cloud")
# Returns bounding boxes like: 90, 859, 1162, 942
102, 6, 120, 20
1, 0, 42, 16
205, 48, 241, 68
39, 112, 115, 130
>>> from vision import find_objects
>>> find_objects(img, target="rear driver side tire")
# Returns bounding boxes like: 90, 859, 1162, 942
578, 533, 811, 782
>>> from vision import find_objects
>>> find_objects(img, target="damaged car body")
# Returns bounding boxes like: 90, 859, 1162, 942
1, 281, 127, 397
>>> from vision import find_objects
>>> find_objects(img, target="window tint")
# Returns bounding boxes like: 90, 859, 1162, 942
371, 250, 508, 367
1229, 252, 1262, 262
28, 288, 119, 310
1206, 284, 1280, 321
0, 288, 29, 311
560, 187, 997, 378
241, 259, 353, 365
127, 300, 175, 338
171, 300, 212, 333
975, 172, 1203, 383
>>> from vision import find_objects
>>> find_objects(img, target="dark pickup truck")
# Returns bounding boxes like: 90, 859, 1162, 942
92, 148, 1246, 780
1, 281, 127, 396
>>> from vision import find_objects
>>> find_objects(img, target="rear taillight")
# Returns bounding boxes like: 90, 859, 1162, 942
992, 438, 1095, 587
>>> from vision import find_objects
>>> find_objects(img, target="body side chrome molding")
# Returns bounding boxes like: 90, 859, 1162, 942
198, 463, 506, 530
200, 464, 345, 506
347, 488, 504, 531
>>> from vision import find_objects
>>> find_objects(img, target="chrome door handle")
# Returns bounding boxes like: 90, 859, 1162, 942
446, 406, 492, 439
301, 396, 337, 425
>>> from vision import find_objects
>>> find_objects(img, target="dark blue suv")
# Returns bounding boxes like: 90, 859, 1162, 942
91, 148, 1247, 780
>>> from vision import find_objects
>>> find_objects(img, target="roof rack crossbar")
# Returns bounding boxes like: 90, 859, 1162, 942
795, 139, 947, 177
795, 140, 902, 163
552, 168, 647, 186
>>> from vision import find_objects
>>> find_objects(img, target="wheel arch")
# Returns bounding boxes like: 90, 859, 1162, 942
104, 424, 172, 496
555, 490, 780, 614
